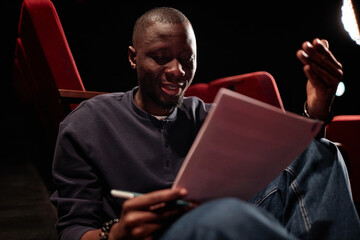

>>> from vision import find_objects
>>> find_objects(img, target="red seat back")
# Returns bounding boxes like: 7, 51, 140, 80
186, 71, 284, 111
16, 0, 85, 91
326, 115, 360, 205
13, 0, 86, 144
184, 83, 212, 103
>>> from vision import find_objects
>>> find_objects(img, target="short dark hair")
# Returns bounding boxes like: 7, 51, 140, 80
132, 7, 191, 46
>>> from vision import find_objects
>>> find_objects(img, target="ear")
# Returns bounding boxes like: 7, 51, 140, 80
128, 46, 137, 70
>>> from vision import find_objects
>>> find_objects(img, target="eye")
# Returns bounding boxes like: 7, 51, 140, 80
181, 56, 194, 63
179, 52, 195, 65
152, 56, 170, 65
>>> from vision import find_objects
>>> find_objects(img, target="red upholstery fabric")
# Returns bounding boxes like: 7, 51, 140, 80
185, 71, 284, 111
326, 115, 360, 204
13, 0, 88, 143
184, 83, 212, 103
12, 0, 107, 192
17, 0, 84, 91
14, 38, 36, 106
14, 35, 65, 140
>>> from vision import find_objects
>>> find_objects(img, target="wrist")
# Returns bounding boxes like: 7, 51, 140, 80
303, 100, 315, 119
100, 218, 119, 240
303, 100, 334, 125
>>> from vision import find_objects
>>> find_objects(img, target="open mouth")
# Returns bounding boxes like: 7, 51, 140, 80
161, 83, 183, 96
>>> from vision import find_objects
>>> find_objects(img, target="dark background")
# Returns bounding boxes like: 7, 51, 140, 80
2, 0, 360, 155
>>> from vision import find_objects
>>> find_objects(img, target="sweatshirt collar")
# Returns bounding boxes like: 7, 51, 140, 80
129, 87, 178, 122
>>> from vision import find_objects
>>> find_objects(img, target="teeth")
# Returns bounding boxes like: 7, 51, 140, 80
165, 84, 179, 90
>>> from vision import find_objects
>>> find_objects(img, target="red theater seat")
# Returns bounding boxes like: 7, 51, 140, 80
13, 0, 107, 187
13, 0, 106, 142
326, 115, 360, 211
185, 71, 284, 111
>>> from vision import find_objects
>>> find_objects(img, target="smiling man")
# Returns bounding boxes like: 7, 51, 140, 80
51, 7, 360, 240
129, 10, 197, 116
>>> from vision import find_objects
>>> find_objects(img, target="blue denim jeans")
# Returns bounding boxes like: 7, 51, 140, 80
160, 139, 360, 239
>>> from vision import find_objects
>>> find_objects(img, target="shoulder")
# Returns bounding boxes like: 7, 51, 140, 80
60, 91, 132, 129
76, 92, 126, 111
70, 92, 128, 114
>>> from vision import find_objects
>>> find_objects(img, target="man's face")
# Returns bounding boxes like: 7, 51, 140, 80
129, 22, 197, 115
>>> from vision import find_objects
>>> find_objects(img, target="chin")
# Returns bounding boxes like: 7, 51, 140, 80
158, 94, 184, 110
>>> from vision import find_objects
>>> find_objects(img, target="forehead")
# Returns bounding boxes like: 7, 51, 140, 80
136, 22, 196, 52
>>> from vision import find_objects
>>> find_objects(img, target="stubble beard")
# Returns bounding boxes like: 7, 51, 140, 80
153, 93, 184, 111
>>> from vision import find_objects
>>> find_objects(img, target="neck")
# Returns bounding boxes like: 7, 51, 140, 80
134, 90, 173, 116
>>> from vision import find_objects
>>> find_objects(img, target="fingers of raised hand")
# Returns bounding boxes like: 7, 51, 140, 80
303, 61, 340, 90
297, 38, 343, 87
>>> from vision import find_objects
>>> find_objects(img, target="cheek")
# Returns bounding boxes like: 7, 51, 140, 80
137, 60, 160, 80
185, 59, 197, 78
136, 61, 165, 89
185, 65, 196, 84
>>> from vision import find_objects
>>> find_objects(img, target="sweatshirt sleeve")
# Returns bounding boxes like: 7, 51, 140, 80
50, 119, 105, 240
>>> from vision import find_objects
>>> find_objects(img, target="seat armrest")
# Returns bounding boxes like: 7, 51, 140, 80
59, 89, 107, 112
58, 89, 107, 100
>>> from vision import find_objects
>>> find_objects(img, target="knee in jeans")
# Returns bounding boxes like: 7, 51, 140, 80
161, 198, 293, 240
191, 197, 262, 230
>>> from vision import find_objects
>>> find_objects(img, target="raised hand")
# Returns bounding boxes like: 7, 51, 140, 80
296, 38, 343, 120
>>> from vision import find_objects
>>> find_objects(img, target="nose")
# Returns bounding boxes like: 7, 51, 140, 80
164, 59, 185, 81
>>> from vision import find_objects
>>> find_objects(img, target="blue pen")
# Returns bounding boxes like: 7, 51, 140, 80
110, 189, 191, 207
